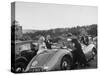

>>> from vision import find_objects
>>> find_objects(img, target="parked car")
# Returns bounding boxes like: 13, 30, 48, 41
24, 42, 96, 72
25, 48, 73, 72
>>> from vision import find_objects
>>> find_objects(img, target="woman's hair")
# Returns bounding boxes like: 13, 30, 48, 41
39, 36, 45, 43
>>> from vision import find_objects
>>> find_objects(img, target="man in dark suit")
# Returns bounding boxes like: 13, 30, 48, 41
45, 35, 53, 49
71, 39, 88, 66
67, 33, 88, 67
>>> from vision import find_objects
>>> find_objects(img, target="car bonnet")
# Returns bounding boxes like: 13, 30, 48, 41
25, 49, 58, 71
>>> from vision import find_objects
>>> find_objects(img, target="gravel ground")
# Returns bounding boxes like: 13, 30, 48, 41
87, 55, 97, 69
75, 55, 97, 70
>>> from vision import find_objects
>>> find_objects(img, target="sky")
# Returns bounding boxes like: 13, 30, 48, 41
15, 2, 98, 30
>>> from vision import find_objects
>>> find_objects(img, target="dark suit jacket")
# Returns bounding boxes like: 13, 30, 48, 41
45, 39, 52, 49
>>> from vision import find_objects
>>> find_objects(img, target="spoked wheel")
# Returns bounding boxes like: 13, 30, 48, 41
60, 56, 72, 70
15, 62, 26, 73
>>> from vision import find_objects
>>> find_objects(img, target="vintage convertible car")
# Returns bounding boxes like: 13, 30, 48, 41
24, 42, 97, 73
25, 48, 73, 72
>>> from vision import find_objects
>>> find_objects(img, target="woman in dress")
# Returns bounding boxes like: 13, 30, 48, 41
37, 36, 47, 54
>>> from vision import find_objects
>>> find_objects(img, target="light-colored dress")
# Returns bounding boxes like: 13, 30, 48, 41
37, 42, 47, 54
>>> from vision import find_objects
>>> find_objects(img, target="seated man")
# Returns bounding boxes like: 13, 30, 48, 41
80, 35, 89, 46
45, 35, 53, 49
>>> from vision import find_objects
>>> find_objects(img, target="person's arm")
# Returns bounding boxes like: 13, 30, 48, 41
48, 39, 52, 43
44, 42, 47, 49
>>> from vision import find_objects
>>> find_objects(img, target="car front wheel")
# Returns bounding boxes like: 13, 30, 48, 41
15, 62, 26, 73
60, 56, 72, 70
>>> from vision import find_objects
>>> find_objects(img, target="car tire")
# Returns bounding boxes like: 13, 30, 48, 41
15, 62, 26, 73
60, 56, 72, 70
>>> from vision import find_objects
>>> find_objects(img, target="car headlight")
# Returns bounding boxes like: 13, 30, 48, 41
31, 61, 38, 68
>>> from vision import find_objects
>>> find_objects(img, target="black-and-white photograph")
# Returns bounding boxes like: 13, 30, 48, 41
11, 2, 97, 73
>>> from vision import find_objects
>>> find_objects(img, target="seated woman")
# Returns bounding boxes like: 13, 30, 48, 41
37, 36, 47, 54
